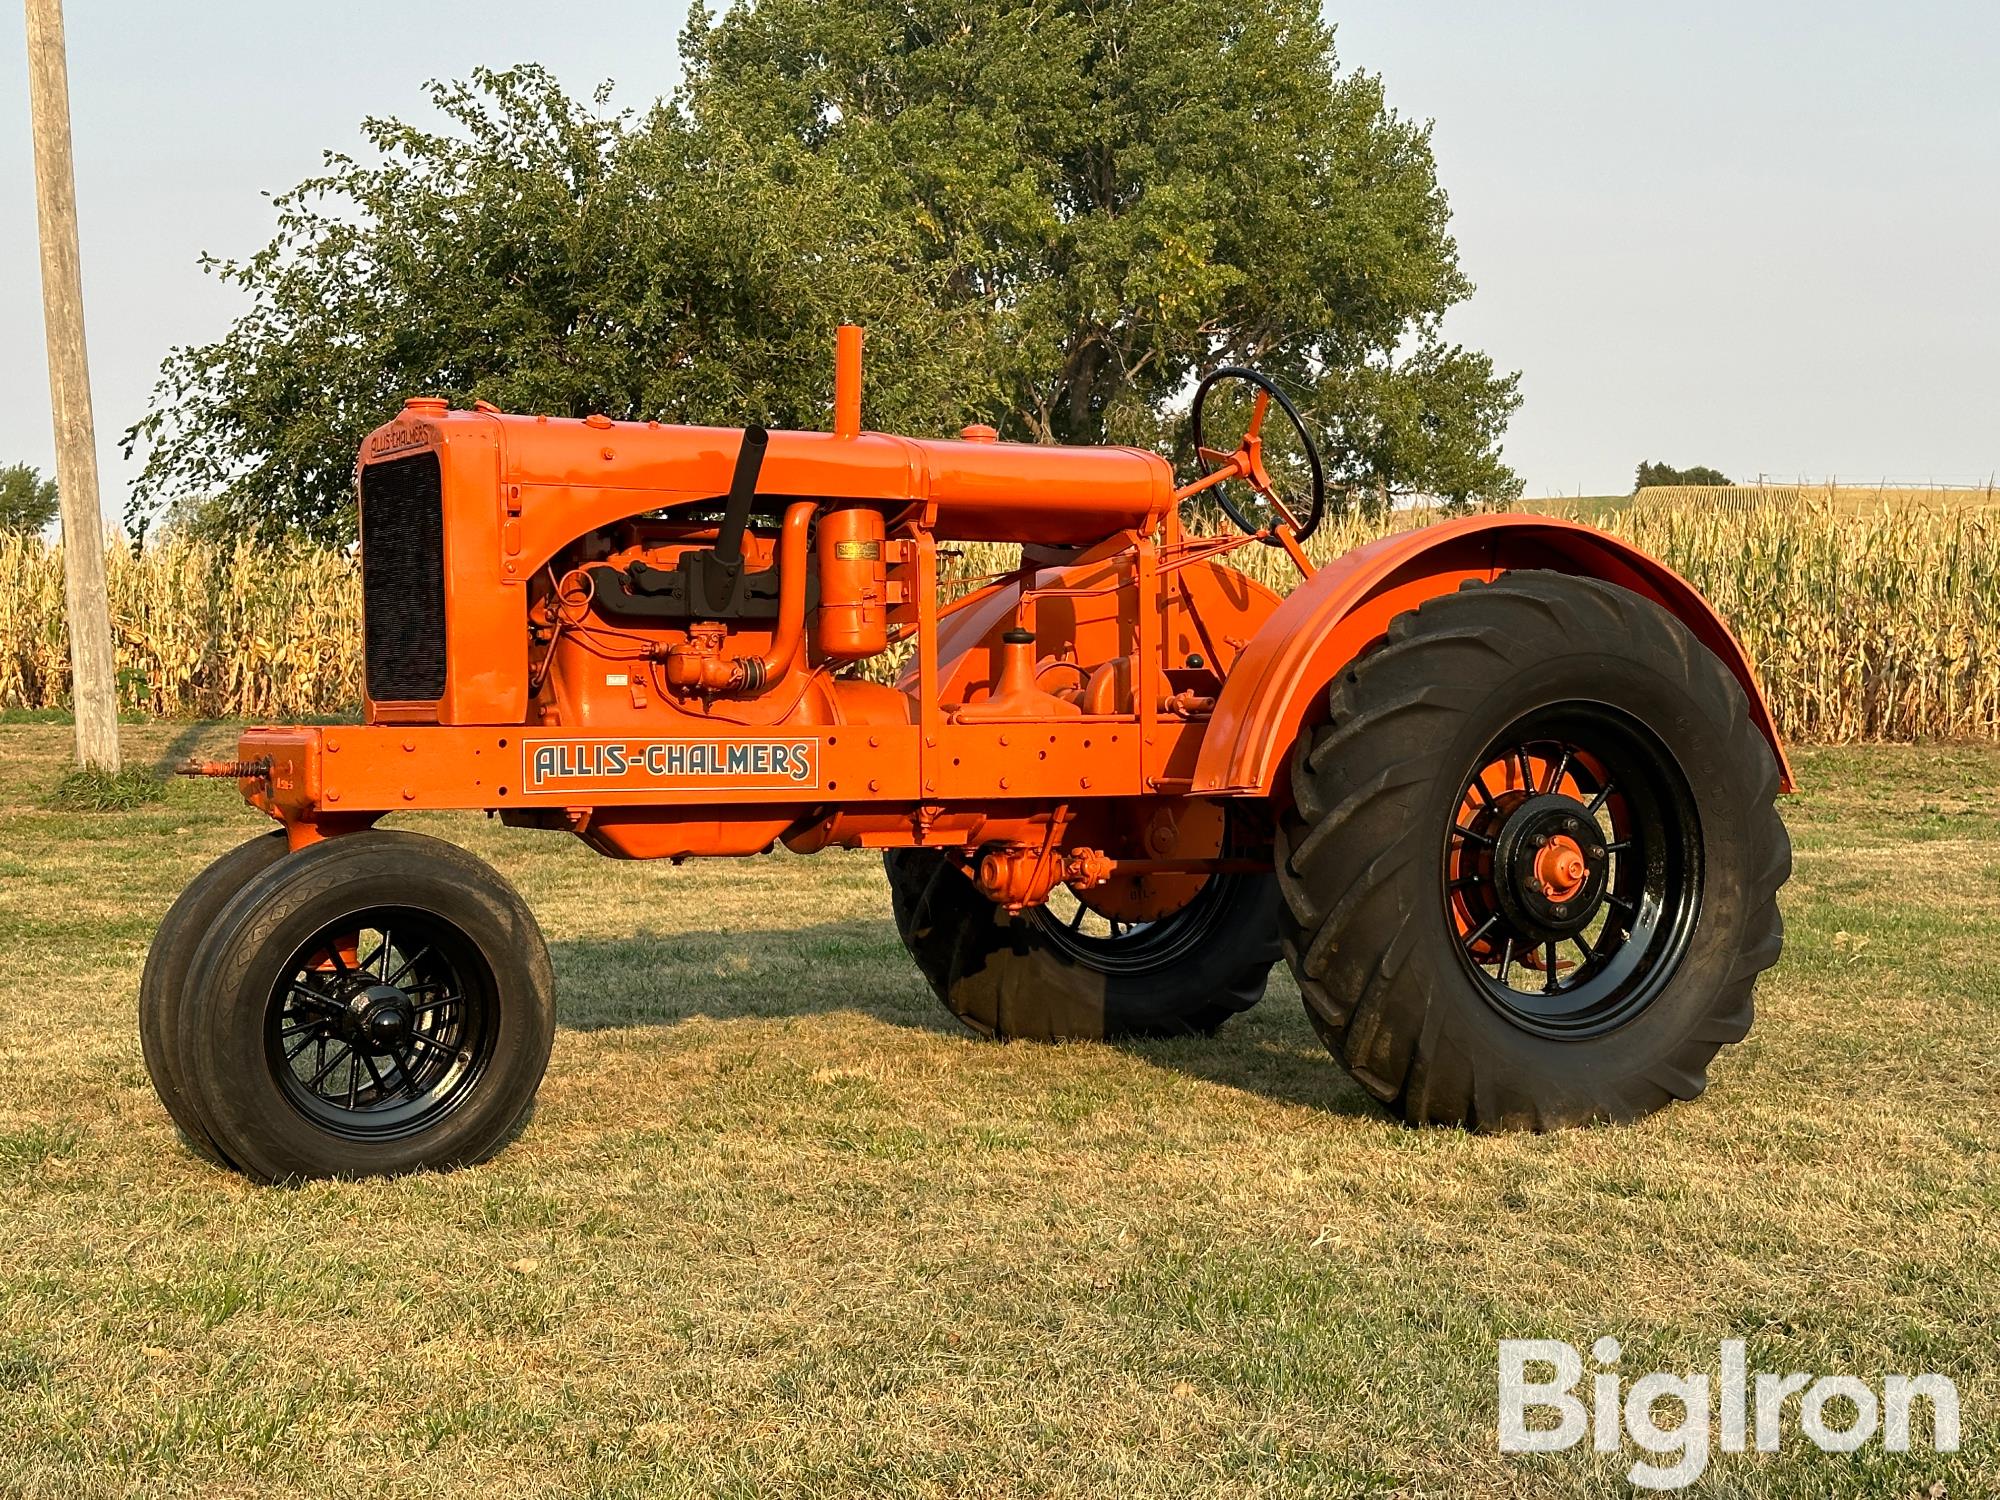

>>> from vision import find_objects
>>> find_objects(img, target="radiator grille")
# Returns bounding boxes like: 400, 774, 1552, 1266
359, 452, 448, 703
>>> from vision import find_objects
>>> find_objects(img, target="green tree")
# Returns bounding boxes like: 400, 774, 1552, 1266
684, 0, 1520, 508
129, 3, 1522, 539
125, 68, 996, 543
1635, 459, 1732, 490
0, 462, 58, 533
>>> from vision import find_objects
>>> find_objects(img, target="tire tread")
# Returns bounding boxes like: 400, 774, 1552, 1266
1277, 569, 1790, 1131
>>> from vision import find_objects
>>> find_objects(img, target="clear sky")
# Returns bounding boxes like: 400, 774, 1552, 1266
3, 1, 1995, 519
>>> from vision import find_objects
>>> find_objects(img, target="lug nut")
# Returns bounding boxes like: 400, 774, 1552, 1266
1528, 833, 1545, 848
1589, 844, 1606, 859
1551, 903, 1568, 916
1526, 877, 1544, 894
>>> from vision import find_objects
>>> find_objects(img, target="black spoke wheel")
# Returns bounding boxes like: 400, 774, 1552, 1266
1444, 707, 1701, 1039
1032, 874, 1238, 975
173, 830, 556, 1183
885, 849, 1281, 1041
265, 910, 499, 1142
1277, 571, 1789, 1131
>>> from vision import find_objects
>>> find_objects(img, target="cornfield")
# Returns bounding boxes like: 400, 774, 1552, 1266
0, 532, 360, 720
5, 498, 1998, 741
1634, 481, 2000, 517
1603, 500, 2000, 742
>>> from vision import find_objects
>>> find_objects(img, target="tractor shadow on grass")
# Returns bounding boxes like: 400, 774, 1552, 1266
1122, 1022, 1383, 1119
544, 925, 1380, 1117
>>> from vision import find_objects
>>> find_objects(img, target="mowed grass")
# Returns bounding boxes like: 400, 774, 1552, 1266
0, 724, 1992, 1499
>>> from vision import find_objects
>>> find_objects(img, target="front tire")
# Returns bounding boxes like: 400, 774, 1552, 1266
884, 849, 1280, 1040
1278, 571, 1789, 1130
140, 829, 290, 1168
176, 830, 556, 1182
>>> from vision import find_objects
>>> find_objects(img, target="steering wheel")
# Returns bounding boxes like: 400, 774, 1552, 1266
1188, 367, 1326, 544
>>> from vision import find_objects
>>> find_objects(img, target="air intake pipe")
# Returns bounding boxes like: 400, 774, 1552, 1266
664, 500, 817, 694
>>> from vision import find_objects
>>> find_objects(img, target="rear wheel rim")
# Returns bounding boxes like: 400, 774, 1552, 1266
1032, 875, 1235, 975
263, 906, 499, 1141
1443, 703, 1702, 1039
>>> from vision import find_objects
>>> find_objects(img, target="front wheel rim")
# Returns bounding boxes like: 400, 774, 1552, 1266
1442, 703, 1703, 1039
263, 906, 499, 1141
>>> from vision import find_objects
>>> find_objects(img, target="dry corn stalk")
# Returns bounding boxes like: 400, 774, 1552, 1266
3, 499, 1996, 742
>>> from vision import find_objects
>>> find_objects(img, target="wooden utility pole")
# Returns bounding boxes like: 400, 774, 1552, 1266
24, 0, 119, 771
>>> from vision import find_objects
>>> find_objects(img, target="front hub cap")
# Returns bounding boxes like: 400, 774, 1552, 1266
347, 983, 413, 1049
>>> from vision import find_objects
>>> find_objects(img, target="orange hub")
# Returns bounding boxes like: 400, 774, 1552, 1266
1445, 745, 1613, 968
1534, 835, 1589, 905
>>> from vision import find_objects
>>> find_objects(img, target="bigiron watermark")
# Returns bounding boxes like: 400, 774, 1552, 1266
1498, 1338, 1960, 1490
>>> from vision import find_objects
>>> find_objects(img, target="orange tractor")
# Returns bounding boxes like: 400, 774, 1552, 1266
146, 327, 1790, 1182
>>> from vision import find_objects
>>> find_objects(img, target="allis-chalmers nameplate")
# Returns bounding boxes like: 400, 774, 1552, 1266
525, 737, 819, 793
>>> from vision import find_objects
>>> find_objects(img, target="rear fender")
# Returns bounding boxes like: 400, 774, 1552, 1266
1193, 514, 1792, 797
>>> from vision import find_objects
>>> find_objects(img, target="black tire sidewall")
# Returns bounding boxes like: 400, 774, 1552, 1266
139, 829, 290, 1167
1280, 571, 1788, 1128
886, 847, 1280, 1040
179, 832, 555, 1182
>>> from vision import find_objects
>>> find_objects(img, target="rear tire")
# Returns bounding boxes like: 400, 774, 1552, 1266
884, 848, 1280, 1040
1278, 571, 1789, 1130
176, 830, 556, 1183
140, 830, 290, 1167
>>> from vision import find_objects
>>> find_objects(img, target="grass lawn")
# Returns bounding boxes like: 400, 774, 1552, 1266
0, 722, 1991, 1497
